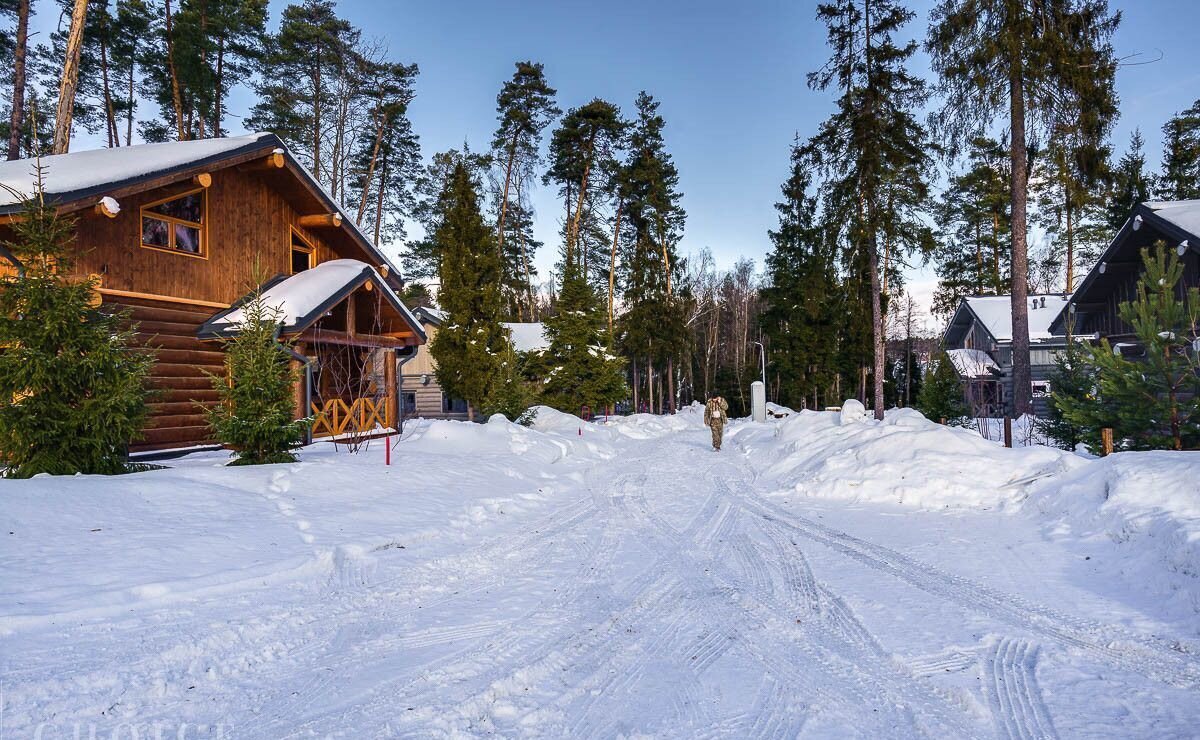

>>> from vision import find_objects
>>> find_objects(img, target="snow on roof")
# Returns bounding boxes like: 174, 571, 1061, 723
0, 133, 275, 208
963, 294, 1069, 342
203, 259, 421, 337
947, 348, 999, 378
1144, 200, 1200, 239
503, 322, 549, 353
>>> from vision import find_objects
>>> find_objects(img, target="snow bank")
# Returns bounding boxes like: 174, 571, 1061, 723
1027, 451, 1200, 621
743, 406, 1076, 510
0, 416, 601, 634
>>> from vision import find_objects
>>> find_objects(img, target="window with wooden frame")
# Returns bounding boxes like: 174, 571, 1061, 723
141, 189, 206, 257
290, 228, 315, 274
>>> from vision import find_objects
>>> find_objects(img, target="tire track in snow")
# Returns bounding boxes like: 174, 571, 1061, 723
720, 464, 1200, 691
618, 459, 980, 738
983, 637, 1058, 740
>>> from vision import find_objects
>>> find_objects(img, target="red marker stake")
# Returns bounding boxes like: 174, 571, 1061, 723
385, 435, 391, 465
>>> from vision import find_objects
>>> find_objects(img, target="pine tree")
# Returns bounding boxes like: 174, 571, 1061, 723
544, 98, 624, 269
246, 0, 355, 177
1057, 245, 1200, 450
491, 61, 559, 317
349, 59, 421, 245
1158, 100, 1200, 201
1033, 126, 1114, 293
0, 166, 153, 477
428, 162, 508, 421
916, 350, 968, 426
931, 137, 1011, 316
927, 0, 1120, 415
1106, 129, 1153, 230
807, 0, 935, 418
760, 140, 840, 409
206, 288, 309, 465
3, 0, 31, 159
536, 262, 627, 414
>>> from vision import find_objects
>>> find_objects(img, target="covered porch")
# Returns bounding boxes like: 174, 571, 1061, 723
198, 259, 426, 440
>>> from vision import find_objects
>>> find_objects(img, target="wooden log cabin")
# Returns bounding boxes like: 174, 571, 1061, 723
1050, 200, 1200, 343
0, 133, 426, 454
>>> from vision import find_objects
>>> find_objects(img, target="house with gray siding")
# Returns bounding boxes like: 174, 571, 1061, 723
943, 294, 1071, 416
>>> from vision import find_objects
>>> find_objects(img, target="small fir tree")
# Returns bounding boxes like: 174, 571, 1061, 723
1039, 344, 1107, 451
0, 170, 153, 477
916, 350, 969, 426
206, 289, 309, 465
537, 263, 627, 414
481, 343, 536, 424
1058, 245, 1200, 450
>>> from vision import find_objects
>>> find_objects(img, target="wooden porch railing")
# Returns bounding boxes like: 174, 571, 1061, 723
310, 396, 392, 438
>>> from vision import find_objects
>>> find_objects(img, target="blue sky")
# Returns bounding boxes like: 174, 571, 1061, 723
35, 0, 1200, 314
313, 0, 1198, 303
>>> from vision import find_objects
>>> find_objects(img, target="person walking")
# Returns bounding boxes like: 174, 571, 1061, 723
703, 395, 729, 451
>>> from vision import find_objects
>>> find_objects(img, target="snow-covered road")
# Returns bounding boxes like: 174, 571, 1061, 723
3, 409, 1199, 737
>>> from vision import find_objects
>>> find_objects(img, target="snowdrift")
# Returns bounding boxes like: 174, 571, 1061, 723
740, 406, 1076, 510
1027, 451, 1200, 621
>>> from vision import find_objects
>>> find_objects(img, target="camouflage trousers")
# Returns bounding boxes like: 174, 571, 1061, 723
710, 421, 725, 450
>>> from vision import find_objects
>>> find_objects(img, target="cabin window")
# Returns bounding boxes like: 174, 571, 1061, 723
291, 228, 315, 274
141, 189, 206, 257
1032, 381, 1052, 399
442, 395, 469, 414
402, 392, 417, 415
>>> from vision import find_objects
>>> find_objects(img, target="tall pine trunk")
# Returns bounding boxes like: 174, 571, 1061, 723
608, 201, 621, 335
1008, 68, 1033, 416
164, 0, 185, 140
53, 0, 90, 154
496, 133, 518, 258
99, 15, 118, 147
356, 113, 389, 224
214, 35, 225, 137
7, 0, 29, 159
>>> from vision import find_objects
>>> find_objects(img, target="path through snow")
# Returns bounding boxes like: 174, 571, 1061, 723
2, 410, 1198, 737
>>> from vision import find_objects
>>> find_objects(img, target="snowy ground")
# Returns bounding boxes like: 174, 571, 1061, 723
2, 406, 1199, 738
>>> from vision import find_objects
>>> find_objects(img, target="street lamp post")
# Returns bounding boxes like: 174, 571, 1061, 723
752, 341, 766, 386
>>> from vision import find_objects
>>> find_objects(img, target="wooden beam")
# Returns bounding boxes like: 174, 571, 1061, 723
295, 329, 412, 349
379, 264, 390, 278
98, 287, 229, 310
94, 199, 119, 219
238, 152, 285, 172
345, 291, 357, 338
192, 172, 212, 188
297, 212, 342, 228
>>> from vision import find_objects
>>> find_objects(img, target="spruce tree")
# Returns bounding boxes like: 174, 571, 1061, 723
1158, 100, 1200, 201
1106, 129, 1153, 230
927, 0, 1120, 415
617, 91, 686, 413
916, 350, 968, 426
760, 140, 840, 409
428, 162, 508, 421
538, 263, 627, 414
0, 169, 153, 477
206, 289, 309, 465
1058, 245, 1200, 450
